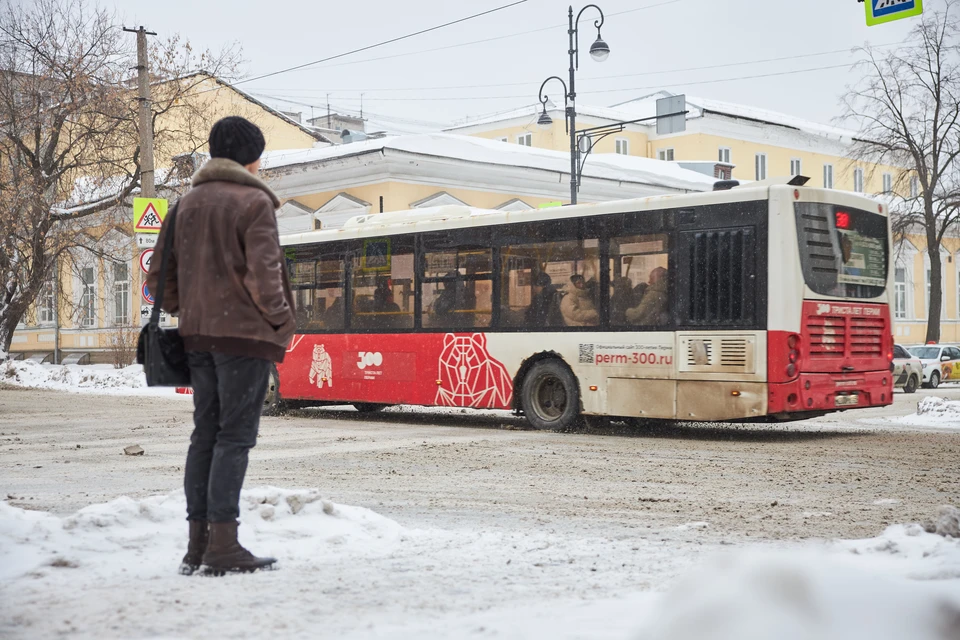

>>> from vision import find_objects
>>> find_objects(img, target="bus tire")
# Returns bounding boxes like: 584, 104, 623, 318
520, 359, 580, 431
904, 374, 919, 394
354, 403, 387, 413
927, 371, 941, 390
261, 365, 287, 417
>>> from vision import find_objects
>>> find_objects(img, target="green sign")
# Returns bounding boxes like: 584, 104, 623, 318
537, 201, 563, 209
866, 0, 922, 27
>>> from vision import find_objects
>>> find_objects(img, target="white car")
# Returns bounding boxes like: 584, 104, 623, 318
906, 344, 960, 389
892, 344, 923, 393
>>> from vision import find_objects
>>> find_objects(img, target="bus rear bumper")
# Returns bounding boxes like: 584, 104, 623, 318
768, 371, 894, 414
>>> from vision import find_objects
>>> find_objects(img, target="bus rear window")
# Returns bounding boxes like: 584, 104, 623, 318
794, 203, 888, 299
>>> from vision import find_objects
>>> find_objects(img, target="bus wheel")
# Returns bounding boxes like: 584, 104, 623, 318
354, 403, 387, 413
521, 360, 580, 431
904, 374, 919, 394
261, 365, 287, 417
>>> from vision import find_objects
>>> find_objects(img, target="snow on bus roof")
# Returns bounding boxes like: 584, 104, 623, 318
260, 133, 718, 193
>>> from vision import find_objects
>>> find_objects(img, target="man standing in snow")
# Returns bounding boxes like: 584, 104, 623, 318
147, 116, 295, 575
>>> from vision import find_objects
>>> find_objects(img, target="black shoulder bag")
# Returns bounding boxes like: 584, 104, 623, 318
136, 203, 191, 387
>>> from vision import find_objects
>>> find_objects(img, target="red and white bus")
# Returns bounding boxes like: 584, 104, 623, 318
268, 179, 893, 429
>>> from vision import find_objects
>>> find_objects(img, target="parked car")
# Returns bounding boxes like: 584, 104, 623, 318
892, 344, 923, 393
906, 344, 960, 389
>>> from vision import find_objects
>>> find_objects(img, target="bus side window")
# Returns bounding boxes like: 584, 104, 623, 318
500, 239, 600, 329
288, 250, 345, 332
610, 234, 670, 328
350, 238, 415, 331
421, 247, 493, 329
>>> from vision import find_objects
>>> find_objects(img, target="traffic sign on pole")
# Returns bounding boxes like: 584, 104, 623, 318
133, 197, 168, 233
141, 282, 154, 304
136, 234, 157, 248
866, 0, 923, 26
138, 248, 154, 274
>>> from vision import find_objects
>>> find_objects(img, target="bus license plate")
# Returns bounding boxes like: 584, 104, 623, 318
835, 394, 859, 407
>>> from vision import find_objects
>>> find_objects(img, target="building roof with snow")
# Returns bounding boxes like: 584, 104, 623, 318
261, 132, 717, 195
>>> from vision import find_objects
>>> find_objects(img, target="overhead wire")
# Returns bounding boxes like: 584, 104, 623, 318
227, 0, 532, 88
245, 0, 684, 78
253, 62, 857, 104
243, 41, 903, 95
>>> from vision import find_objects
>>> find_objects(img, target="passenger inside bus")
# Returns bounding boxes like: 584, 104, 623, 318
322, 296, 344, 329
430, 271, 473, 328
525, 272, 563, 326
560, 274, 599, 326
610, 276, 637, 325
626, 266, 669, 325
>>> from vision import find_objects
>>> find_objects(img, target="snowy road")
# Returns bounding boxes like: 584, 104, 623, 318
1, 386, 959, 639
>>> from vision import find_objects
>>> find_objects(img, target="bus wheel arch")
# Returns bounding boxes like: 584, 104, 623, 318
514, 354, 582, 431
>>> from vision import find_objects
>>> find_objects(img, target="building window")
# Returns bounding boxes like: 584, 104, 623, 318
38, 280, 55, 325
790, 158, 802, 176
496, 136, 508, 143
516, 133, 532, 146
718, 147, 731, 164
112, 262, 130, 325
79, 266, 97, 328
910, 175, 919, 198
823, 164, 834, 189
894, 267, 907, 319
755, 153, 767, 181
882, 172, 893, 194
615, 138, 629, 155
854, 167, 864, 193
657, 148, 675, 161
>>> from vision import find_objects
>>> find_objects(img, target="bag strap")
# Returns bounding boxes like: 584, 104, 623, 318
150, 202, 178, 326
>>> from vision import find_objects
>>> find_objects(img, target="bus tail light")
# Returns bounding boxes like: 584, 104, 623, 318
786, 334, 801, 379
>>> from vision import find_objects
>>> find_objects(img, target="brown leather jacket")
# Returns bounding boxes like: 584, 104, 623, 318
146, 158, 295, 363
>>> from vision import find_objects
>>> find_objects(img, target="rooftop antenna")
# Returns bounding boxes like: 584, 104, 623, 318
360, 93, 364, 119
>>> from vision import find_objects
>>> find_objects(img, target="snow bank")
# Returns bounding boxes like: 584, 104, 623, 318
891, 396, 960, 429
636, 546, 960, 640
1, 360, 179, 396
0, 487, 405, 583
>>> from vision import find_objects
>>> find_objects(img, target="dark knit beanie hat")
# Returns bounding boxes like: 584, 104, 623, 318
208, 116, 266, 166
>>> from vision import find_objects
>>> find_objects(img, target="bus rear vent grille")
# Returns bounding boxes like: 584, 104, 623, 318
806, 316, 846, 356
850, 317, 884, 357
720, 339, 749, 367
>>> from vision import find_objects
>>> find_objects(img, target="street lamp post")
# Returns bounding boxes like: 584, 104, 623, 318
538, 4, 610, 205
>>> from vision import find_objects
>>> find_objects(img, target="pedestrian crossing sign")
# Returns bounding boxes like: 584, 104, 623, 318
133, 197, 168, 233
866, 0, 922, 27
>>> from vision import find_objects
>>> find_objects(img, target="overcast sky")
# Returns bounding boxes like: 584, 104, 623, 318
102, 0, 927, 133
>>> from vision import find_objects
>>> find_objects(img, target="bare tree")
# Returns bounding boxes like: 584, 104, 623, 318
0, 0, 240, 356
842, 2, 960, 343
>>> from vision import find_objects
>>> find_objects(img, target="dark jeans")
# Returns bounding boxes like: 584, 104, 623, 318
184, 351, 271, 523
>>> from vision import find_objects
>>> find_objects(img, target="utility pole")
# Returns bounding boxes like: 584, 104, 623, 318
326, 93, 331, 130
123, 26, 157, 198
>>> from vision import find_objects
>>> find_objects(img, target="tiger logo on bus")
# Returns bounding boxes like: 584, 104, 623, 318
436, 333, 512, 408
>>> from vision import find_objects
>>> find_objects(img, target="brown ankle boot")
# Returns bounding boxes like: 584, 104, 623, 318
201, 520, 276, 576
179, 520, 208, 576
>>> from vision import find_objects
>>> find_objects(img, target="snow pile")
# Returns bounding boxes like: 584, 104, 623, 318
0, 487, 405, 583
924, 506, 960, 538
917, 396, 960, 416
637, 545, 960, 640
0, 360, 175, 395
890, 396, 960, 429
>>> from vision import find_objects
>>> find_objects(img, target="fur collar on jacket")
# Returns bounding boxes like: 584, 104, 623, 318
191, 158, 281, 208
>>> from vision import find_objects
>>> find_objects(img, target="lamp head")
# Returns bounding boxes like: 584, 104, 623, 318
589, 36, 610, 62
